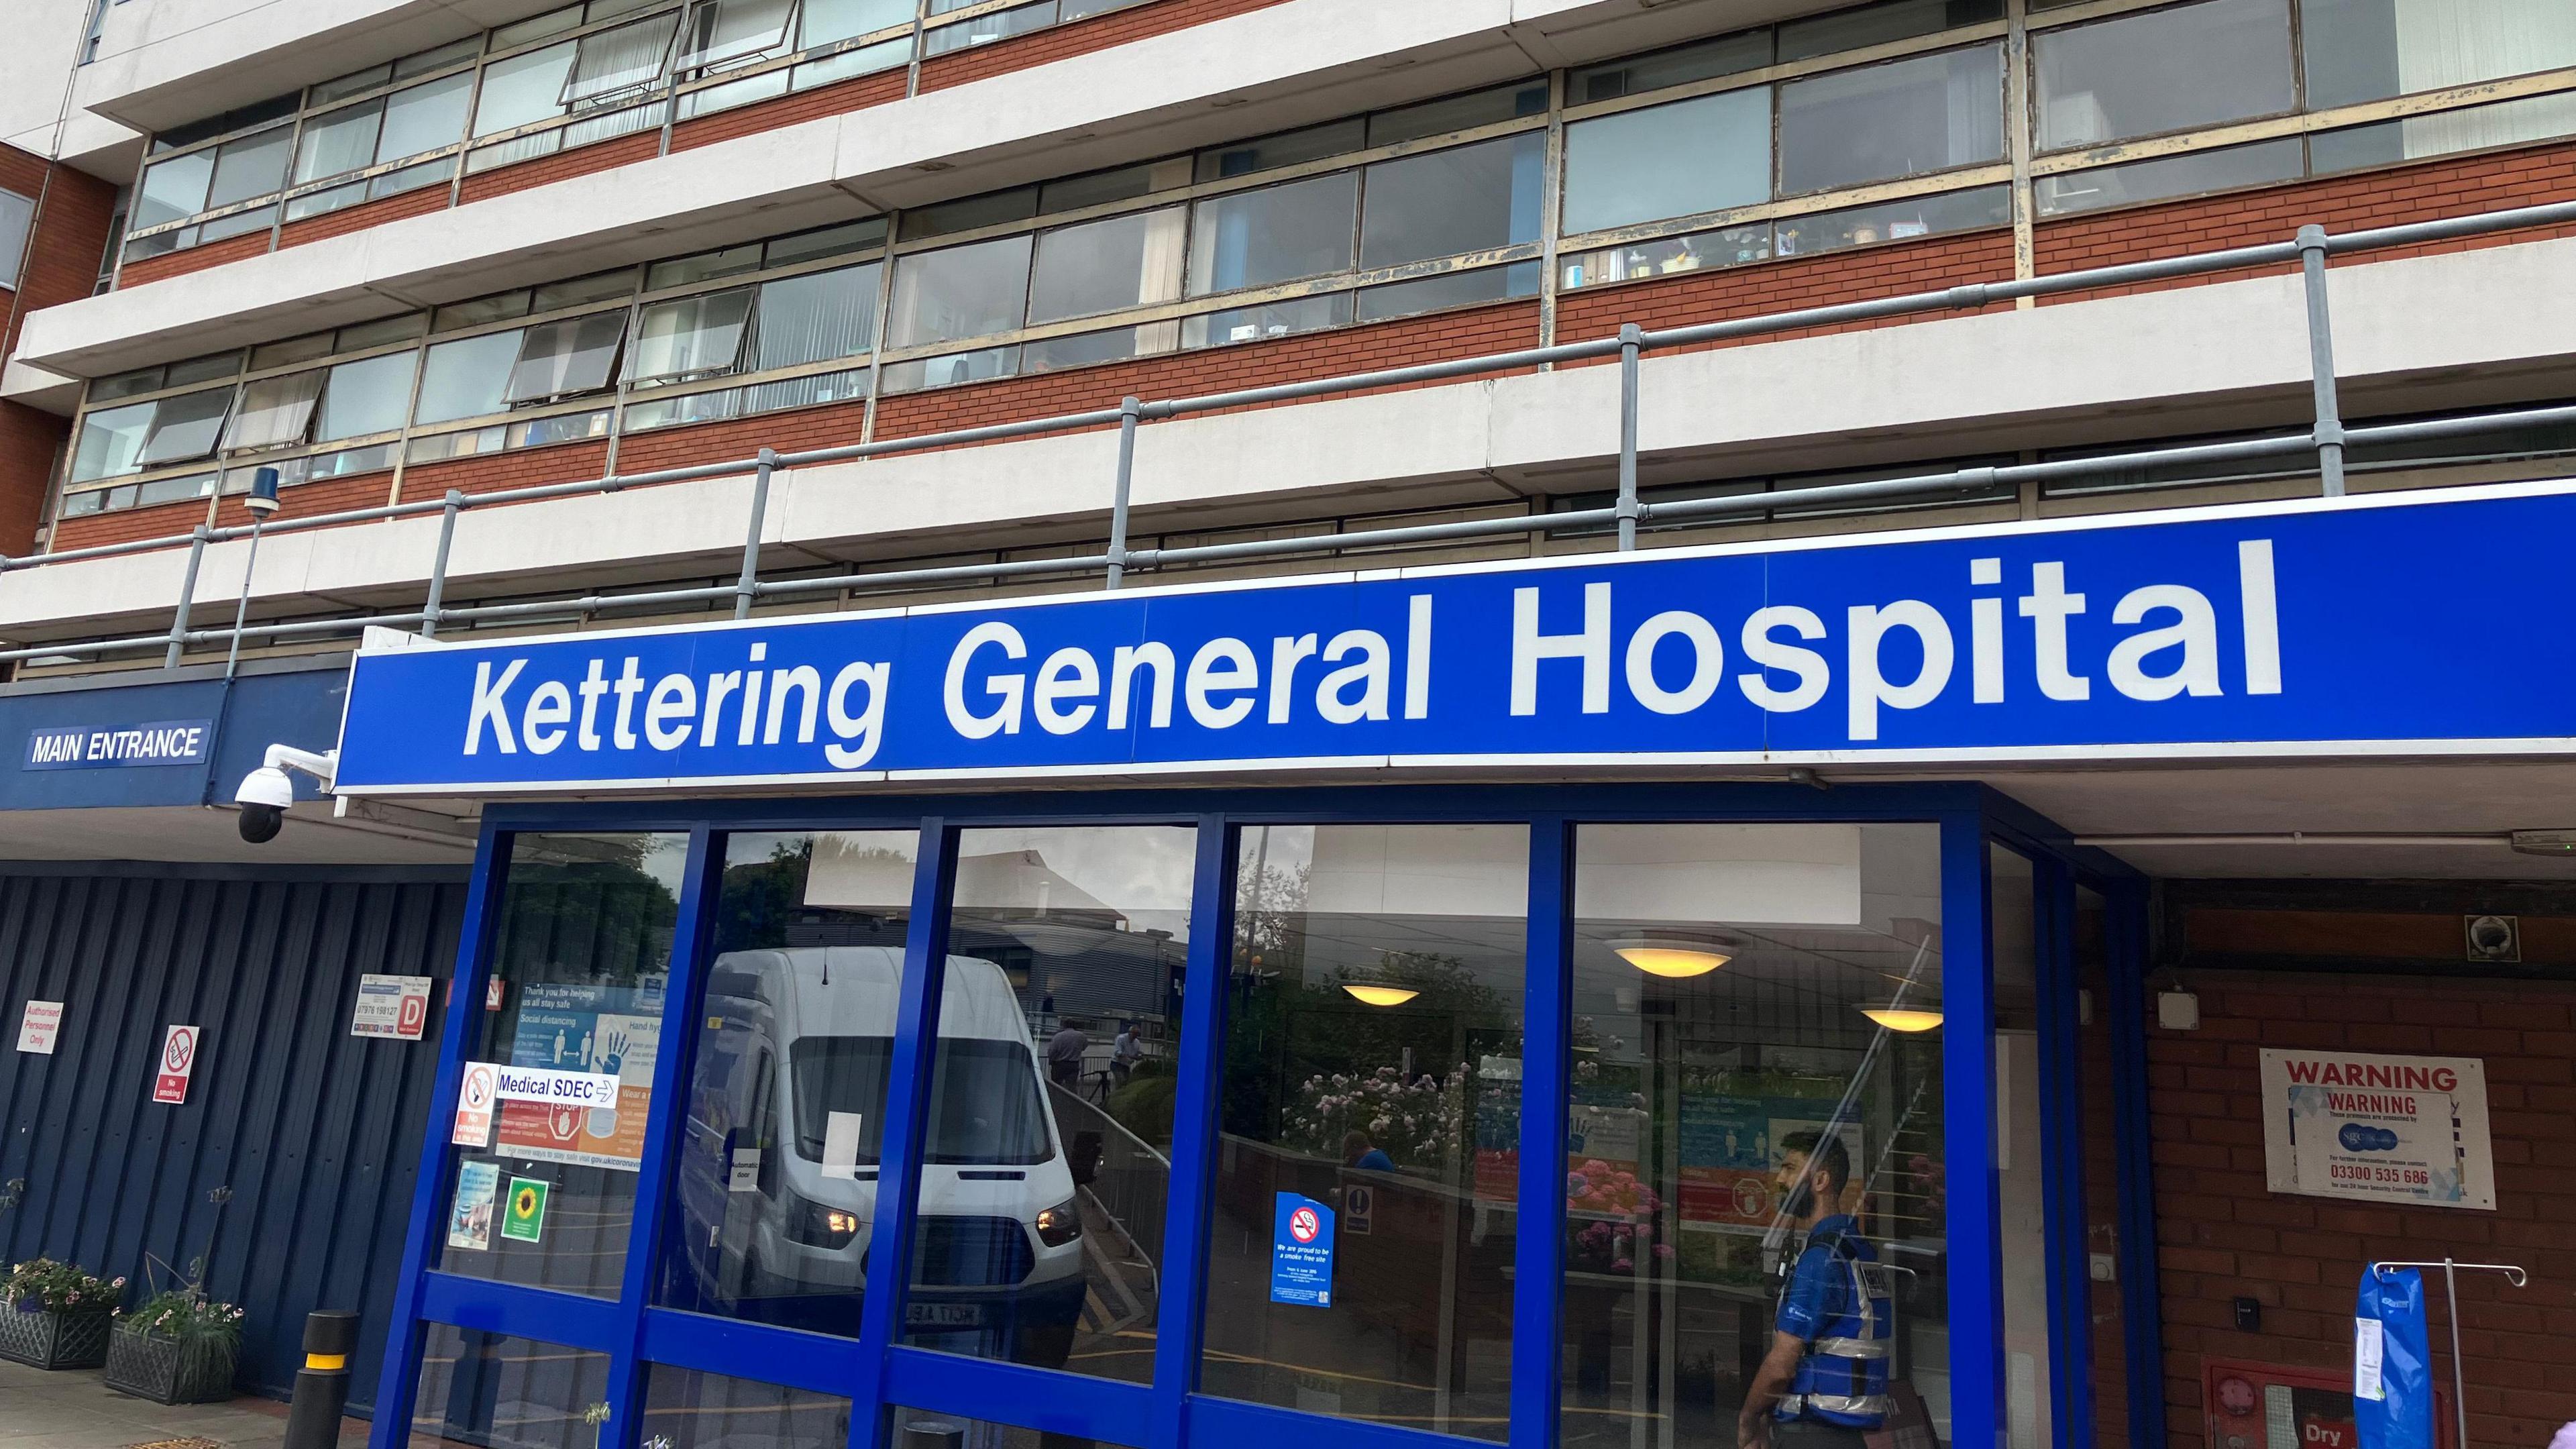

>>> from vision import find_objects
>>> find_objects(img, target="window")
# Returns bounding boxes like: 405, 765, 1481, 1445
410, 1328, 612, 1448
133, 151, 216, 231
642, 1371, 851, 1449
678, 0, 797, 68
474, 42, 580, 135
378, 73, 475, 162
1562, 89, 1771, 235
749, 262, 883, 368
1367, 80, 1548, 147
416, 331, 523, 423
1178, 292, 1350, 350
315, 351, 421, 440
1572, 30, 1772, 104
206, 127, 293, 209
1187, 172, 1358, 295
924, 1, 1057, 56
0, 189, 32, 288
648, 242, 761, 291
1780, 0, 2002, 59
293, 104, 382, 185
136, 388, 235, 468
1027, 207, 1185, 325
2302, 0, 2576, 109
564, 12, 683, 104
907, 826, 1195, 1376
71, 400, 158, 481
888, 235, 1033, 348
1356, 260, 1540, 321
506, 312, 629, 401
2034, 0, 2296, 150
1777, 43, 2004, 195
1201, 824, 1527, 1438
2036, 136, 2304, 215
1195, 118, 1366, 183
801, 0, 917, 45
221, 370, 325, 451
1555, 823, 1949, 1449
629, 287, 755, 382
1358, 132, 1543, 270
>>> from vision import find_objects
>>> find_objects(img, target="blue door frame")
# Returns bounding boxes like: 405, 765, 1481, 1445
366, 781, 2163, 1449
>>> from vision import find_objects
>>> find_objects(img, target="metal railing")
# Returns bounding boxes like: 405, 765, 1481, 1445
5, 199, 2576, 671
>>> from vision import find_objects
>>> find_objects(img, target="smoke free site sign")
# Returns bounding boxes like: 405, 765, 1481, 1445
2259, 1049, 2495, 1210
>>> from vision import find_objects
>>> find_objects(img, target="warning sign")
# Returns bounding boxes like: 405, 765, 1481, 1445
351, 974, 434, 1040
453, 1061, 498, 1147
502, 1176, 549, 1243
153, 1025, 199, 1104
16, 1000, 62, 1055
2259, 1049, 2495, 1210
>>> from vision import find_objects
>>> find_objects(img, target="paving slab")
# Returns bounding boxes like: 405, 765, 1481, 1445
0, 1360, 368, 1448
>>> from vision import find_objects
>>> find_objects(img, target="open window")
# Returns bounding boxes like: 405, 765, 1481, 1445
506, 313, 630, 402
627, 287, 756, 384
221, 370, 327, 451
677, 0, 798, 70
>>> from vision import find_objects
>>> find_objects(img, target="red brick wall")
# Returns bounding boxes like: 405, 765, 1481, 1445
211, 471, 393, 529
277, 184, 453, 250
2035, 138, 2576, 302
397, 438, 613, 502
2146, 970, 2576, 1449
1, 148, 117, 553
671, 70, 909, 152
917, 0, 1297, 93
117, 228, 274, 287
1553, 229, 2020, 358
456, 132, 662, 206
614, 398, 868, 474
48, 496, 212, 551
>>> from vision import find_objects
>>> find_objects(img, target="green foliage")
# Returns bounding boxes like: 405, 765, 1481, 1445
1105, 1070, 1179, 1148
3, 1258, 124, 1314
121, 1289, 244, 1348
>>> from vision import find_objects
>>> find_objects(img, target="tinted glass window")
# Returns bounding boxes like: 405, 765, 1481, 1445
1562, 89, 1772, 235
889, 235, 1034, 347
752, 262, 883, 368
1359, 133, 1543, 270
1187, 172, 1358, 294
1778, 43, 2004, 195
1027, 207, 1185, 325
416, 331, 522, 424
2034, 0, 2294, 150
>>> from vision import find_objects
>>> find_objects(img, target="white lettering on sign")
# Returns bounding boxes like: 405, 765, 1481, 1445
490, 1065, 620, 1108
16, 1000, 64, 1055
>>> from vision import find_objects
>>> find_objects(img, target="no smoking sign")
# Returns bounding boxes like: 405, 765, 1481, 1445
153, 1025, 200, 1105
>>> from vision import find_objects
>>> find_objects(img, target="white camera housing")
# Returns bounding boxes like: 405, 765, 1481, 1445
233, 744, 339, 844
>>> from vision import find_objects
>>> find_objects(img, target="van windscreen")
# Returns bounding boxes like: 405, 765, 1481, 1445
791, 1037, 1054, 1166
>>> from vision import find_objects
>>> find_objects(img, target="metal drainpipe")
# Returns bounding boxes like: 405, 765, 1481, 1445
1106, 397, 1141, 590
164, 527, 210, 668
735, 448, 775, 620
2297, 223, 2349, 498
1616, 323, 1643, 550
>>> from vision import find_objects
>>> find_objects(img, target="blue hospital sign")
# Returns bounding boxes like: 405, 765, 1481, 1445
1271, 1192, 1336, 1307
332, 483, 2576, 794
23, 719, 213, 771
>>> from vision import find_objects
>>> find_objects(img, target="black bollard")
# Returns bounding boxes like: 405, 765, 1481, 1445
282, 1309, 360, 1449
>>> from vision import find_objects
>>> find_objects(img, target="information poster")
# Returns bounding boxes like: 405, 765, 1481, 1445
494, 982, 662, 1173
351, 974, 434, 1040
448, 1161, 498, 1250
2259, 1049, 2494, 1210
1271, 1192, 1336, 1307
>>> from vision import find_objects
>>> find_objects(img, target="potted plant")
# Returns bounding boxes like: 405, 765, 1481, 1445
103, 1287, 243, 1404
0, 1258, 123, 1370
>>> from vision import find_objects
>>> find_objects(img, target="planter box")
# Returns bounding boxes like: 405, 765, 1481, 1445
102, 1324, 237, 1405
0, 1305, 113, 1370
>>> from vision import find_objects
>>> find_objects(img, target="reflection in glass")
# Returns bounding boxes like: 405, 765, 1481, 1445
2035, 139, 2304, 217
1200, 824, 1527, 1438
661, 830, 919, 1337
1776, 44, 2004, 197
1991, 848, 2050, 1449
437, 833, 688, 1297
1559, 824, 1949, 1449
911, 826, 1197, 1381
890, 1407, 1138, 1449
1187, 173, 1360, 294
409, 1324, 610, 1448
642, 1366, 852, 1449
2074, 886, 2128, 1449
2033, 0, 2293, 150
1561, 89, 1772, 237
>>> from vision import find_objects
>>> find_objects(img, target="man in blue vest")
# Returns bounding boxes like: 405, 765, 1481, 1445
1736, 1129, 1893, 1449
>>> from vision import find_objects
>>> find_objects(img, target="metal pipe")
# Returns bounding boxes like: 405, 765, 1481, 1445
223, 519, 264, 680
737, 447, 775, 621
2072, 833, 2505, 847
1616, 323, 1642, 552
2369, 1259, 2528, 1449
1107, 397, 1141, 590
163, 527, 209, 669
420, 490, 463, 640
2297, 225, 2349, 497
757, 553, 1120, 597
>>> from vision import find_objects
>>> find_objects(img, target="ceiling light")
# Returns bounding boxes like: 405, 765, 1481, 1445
1342, 983, 1419, 1007
1859, 1006, 1943, 1032
1609, 935, 1732, 979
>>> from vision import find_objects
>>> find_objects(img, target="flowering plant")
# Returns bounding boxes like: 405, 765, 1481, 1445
3, 1258, 125, 1315
1565, 1161, 1675, 1274
1282, 1064, 1470, 1169
121, 1288, 246, 1348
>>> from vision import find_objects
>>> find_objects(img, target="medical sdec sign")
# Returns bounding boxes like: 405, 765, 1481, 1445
333, 484, 2576, 794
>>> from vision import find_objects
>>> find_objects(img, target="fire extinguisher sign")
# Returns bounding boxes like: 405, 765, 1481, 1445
154, 1025, 200, 1105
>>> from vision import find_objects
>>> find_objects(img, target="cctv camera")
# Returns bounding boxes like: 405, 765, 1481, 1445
235, 763, 294, 843
229, 745, 339, 846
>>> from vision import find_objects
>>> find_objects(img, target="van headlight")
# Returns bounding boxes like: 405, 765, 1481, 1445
1034, 1198, 1082, 1248
784, 1188, 863, 1248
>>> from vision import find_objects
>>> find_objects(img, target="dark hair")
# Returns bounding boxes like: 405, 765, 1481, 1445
1780, 1129, 1851, 1191
1342, 1130, 1373, 1159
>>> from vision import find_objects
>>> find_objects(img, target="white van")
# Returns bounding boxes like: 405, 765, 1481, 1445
674, 946, 1087, 1365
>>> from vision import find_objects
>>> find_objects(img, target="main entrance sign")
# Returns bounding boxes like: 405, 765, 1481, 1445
333, 483, 2576, 794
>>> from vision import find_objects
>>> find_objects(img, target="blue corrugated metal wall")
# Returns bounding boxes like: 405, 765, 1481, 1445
0, 863, 468, 1412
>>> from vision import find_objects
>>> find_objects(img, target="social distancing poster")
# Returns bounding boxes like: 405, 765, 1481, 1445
493, 981, 661, 1173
